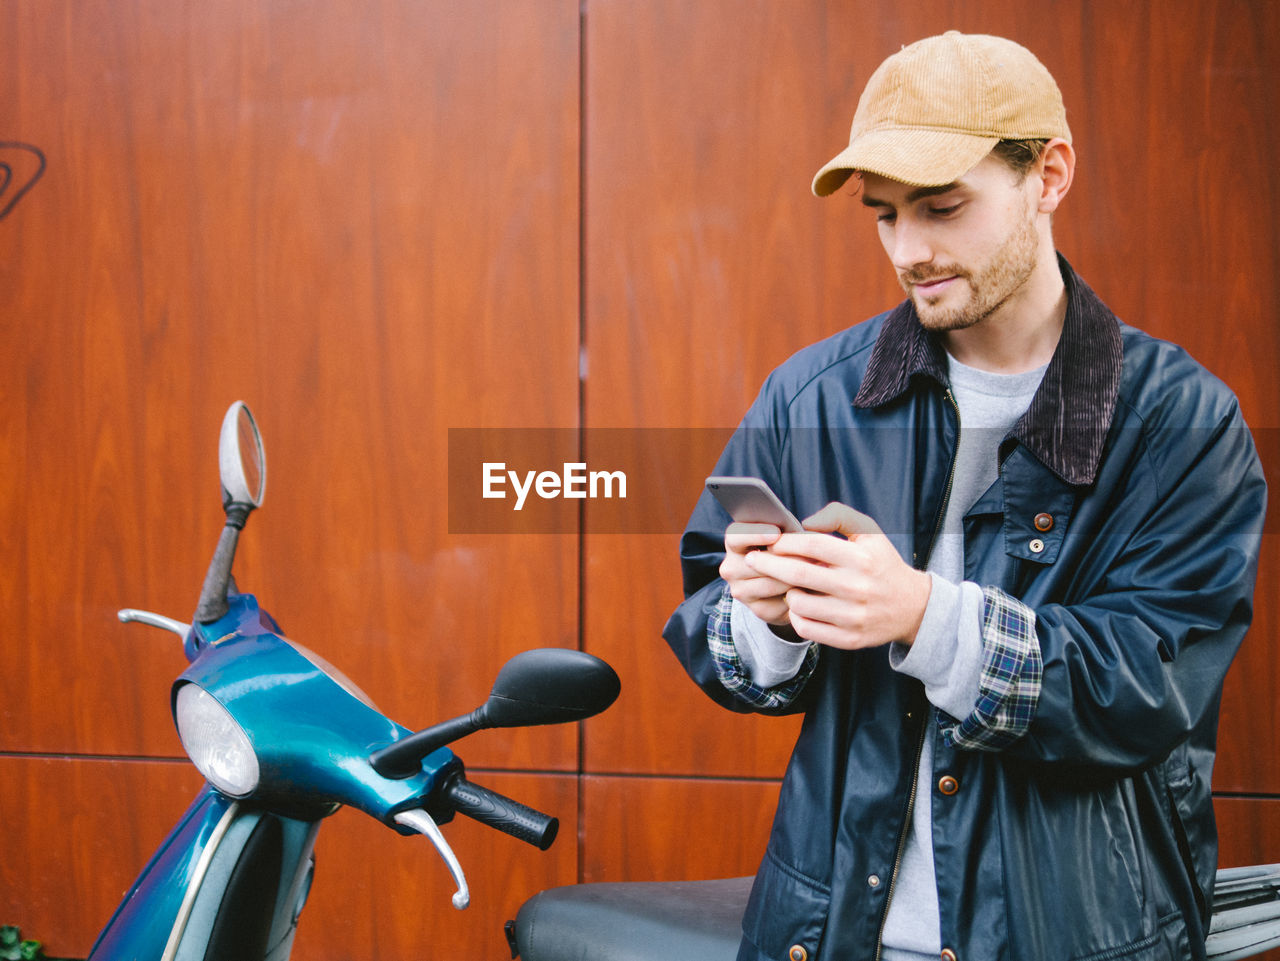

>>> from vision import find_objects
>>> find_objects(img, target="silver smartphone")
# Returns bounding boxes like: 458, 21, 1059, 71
705, 476, 805, 533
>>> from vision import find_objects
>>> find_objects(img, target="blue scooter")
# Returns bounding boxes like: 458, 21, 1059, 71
87, 402, 620, 961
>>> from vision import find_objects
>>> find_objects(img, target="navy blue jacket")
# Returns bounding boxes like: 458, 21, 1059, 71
663, 259, 1267, 961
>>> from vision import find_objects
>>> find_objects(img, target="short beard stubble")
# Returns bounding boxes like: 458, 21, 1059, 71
901, 208, 1041, 333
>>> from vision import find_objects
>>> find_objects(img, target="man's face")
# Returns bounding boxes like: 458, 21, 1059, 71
860, 154, 1043, 332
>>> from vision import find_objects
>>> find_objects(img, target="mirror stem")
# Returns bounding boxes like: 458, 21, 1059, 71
370, 708, 488, 779
194, 504, 253, 625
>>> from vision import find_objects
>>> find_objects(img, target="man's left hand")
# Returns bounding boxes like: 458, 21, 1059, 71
744, 502, 932, 650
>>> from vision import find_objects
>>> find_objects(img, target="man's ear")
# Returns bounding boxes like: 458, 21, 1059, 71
1037, 138, 1075, 214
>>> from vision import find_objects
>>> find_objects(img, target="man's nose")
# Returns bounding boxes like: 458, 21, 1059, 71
890, 219, 934, 271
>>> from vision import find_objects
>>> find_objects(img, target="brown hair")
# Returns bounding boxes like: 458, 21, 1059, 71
991, 139, 1049, 178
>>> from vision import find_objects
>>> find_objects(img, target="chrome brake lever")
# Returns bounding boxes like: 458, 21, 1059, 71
118, 608, 192, 638
393, 809, 470, 910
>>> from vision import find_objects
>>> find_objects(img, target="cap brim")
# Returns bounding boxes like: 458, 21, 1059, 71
812, 128, 1000, 196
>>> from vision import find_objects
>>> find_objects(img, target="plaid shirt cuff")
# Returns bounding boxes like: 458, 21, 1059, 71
942, 587, 1042, 751
708, 589, 817, 709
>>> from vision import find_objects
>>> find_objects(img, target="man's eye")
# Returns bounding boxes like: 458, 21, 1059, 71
929, 204, 962, 217
875, 211, 897, 224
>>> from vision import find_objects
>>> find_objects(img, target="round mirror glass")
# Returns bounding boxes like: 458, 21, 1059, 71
219, 401, 266, 506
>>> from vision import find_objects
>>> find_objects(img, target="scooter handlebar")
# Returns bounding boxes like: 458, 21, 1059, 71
441, 773, 559, 851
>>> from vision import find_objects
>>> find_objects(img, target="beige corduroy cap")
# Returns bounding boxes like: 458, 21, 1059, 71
812, 31, 1071, 196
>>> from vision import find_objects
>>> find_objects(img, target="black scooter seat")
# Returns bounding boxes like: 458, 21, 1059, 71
513, 876, 751, 961
512, 865, 1280, 960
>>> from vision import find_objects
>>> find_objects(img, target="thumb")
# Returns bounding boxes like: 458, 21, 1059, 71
802, 502, 883, 538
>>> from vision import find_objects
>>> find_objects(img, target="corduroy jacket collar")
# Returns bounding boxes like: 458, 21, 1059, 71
853, 254, 1123, 486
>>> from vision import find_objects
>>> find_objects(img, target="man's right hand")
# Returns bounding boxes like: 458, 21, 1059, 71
720, 522, 793, 626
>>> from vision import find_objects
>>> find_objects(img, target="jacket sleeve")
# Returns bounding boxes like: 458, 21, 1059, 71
661, 372, 820, 716
948, 401, 1267, 771
706, 590, 820, 708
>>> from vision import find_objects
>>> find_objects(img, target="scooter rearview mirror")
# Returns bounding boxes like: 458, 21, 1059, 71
219, 401, 266, 508
195, 401, 266, 625
369, 649, 621, 779
481, 648, 621, 727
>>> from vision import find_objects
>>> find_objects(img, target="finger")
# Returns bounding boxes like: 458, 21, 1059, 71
725, 521, 783, 554
770, 531, 854, 565
744, 597, 792, 626
728, 573, 794, 604
746, 549, 845, 595
785, 588, 854, 628
788, 610, 862, 650
719, 569, 792, 626
720, 554, 794, 600
801, 502, 850, 532
720, 550, 789, 586
802, 502, 883, 538
774, 530, 895, 569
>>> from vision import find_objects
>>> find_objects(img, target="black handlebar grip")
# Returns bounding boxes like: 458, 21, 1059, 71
442, 774, 559, 851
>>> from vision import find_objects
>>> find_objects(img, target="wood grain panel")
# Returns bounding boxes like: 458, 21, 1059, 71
1218, 530, 1280, 794
1217, 797, 1280, 874
0, 756, 576, 959
583, 0, 898, 431
0, 0, 581, 772
581, 775, 780, 883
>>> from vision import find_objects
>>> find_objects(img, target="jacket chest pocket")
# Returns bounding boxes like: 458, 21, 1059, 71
960, 453, 1076, 587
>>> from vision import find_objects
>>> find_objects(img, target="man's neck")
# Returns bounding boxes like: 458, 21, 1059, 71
941, 248, 1067, 374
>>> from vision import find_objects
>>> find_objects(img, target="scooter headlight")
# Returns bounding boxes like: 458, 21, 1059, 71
174, 683, 260, 798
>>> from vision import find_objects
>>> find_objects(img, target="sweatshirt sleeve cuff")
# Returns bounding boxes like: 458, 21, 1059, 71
889, 573, 984, 722
731, 598, 813, 687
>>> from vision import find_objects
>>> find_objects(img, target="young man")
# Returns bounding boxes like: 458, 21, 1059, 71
664, 32, 1266, 961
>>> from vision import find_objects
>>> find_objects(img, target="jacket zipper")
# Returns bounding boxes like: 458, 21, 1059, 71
918, 388, 961, 571
875, 387, 960, 960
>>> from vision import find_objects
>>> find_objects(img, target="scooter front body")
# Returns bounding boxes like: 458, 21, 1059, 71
87, 788, 319, 961
171, 592, 459, 821
88, 402, 619, 960
88, 592, 460, 961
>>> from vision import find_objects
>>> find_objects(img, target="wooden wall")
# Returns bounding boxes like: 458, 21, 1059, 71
1, 1, 1276, 957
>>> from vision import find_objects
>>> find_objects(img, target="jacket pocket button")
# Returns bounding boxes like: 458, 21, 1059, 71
1029, 538, 1045, 554
938, 775, 959, 796
789, 946, 808, 961
1034, 512, 1054, 531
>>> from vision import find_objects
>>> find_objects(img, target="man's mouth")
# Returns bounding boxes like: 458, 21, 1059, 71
911, 275, 958, 296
